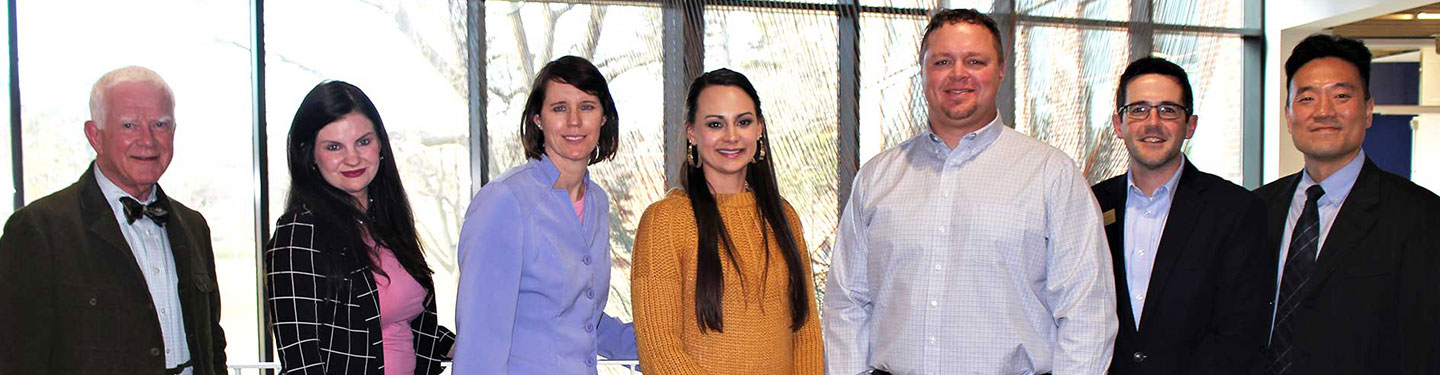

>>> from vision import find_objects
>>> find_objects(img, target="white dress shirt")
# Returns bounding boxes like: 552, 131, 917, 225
824, 117, 1117, 375
94, 165, 192, 375
1123, 159, 1184, 328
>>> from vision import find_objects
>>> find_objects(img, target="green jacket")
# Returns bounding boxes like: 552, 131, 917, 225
0, 165, 227, 374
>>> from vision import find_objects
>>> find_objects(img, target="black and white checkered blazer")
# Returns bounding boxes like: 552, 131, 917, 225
264, 208, 455, 375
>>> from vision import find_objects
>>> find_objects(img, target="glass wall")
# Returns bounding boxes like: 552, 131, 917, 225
0, 0, 1258, 368
15, 0, 258, 361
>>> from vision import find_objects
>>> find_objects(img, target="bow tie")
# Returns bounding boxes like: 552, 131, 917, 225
119, 196, 170, 227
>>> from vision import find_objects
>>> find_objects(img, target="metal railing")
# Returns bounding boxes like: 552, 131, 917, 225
226, 360, 641, 374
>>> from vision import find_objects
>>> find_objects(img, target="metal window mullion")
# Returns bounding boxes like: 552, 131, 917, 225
248, 0, 272, 363
663, 0, 702, 188
837, 0, 858, 210
8, 0, 20, 210
1126, 0, 1153, 62
993, 0, 1017, 126
468, 0, 488, 193
1242, 0, 1263, 188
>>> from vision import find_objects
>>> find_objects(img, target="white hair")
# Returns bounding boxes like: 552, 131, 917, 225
88, 66, 176, 128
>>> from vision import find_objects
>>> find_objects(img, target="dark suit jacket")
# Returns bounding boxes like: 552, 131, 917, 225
0, 165, 227, 374
1092, 160, 1274, 375
1254, 158, 1440, 375
265, 207, 455, 375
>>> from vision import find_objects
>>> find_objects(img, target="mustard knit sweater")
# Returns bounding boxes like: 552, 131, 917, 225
631, 189, 824, 375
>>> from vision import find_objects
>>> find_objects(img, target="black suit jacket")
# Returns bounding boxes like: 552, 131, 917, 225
265, 208, 456, 375
0, 165, 227, 374
1254, 157, 1440, 375
1092, 160, 1274, 375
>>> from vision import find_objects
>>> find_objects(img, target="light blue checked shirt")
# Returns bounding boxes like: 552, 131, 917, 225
824, 117, 1117, 375
94, 164, 191, 375
1122, 159, 1184, 329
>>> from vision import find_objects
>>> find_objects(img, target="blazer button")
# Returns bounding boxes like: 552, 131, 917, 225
150, 347, 162, 356
88, 298, 97, 306
1132, 352, 1146, 363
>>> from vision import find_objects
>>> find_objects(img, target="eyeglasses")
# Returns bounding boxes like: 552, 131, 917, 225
1118, 103, 1190, 121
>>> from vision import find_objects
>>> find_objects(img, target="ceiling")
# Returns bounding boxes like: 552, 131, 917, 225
1331, 3, 1440, 39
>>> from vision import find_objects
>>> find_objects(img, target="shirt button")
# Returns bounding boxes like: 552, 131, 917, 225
585, 357, 595, 366
582, 255, 593, 265
928, 337, 937, 344
1138, 250, 1146, 257
938, 226, 946, 234
585, 323, 594, 333
934, 264, 943, 271
1145, 210, 1153, 215
1137, 293, 1145, 301
150, 347, 161, 356
586, 289, 596, 299
929, 300, 938, 307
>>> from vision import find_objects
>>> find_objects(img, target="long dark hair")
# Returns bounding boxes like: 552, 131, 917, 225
285, 80, 434, 291
682, 68, 809, 332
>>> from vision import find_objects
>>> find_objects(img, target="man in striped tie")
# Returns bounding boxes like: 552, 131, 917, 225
1254, 34, 1440, 375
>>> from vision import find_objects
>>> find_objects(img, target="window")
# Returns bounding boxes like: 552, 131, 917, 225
1156, 32, 1246, 182
1013, 24, 1132, 184
264, 1, 473, 353
706, 6, 839, 295
859, 13, 925, 163
484, 2, 667, 324
17, 0, 258, 361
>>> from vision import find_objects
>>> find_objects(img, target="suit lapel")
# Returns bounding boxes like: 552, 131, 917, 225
1264, 174, 1302, 253
1097, 177, 1137, 334
78, 167, 152, 297
1137, 162, 1204, 331
1306, 160, 1381, 299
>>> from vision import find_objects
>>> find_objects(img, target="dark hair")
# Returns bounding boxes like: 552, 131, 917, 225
682, 68, 809, 333
1115, 56, 1195, 111
1286, 34, 1372, 100
922, 9, 1005, 63
285, 80, 433, 291
520, 56, 620, 164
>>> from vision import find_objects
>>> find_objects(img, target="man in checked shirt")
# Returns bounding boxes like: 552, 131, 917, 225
823, 9, 1117, 375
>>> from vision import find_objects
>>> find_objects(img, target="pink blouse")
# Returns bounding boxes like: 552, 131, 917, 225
371, 243, 426, 375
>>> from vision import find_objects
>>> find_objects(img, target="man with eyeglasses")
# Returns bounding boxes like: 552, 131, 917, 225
1090, 57, 1273, 375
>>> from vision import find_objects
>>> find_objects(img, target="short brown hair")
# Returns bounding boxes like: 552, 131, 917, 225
921, 9, 1005, 63
520, 56, 620, 164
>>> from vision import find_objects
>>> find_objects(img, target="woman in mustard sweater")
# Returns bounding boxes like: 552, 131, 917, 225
631, 68, 823, 375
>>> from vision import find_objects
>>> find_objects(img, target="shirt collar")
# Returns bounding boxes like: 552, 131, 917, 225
1126, 157, 1185, 199
923, 113, 1005, 160
534, 154, 592, 188
1298, 149, 1365, 207
93, 163, 155, 204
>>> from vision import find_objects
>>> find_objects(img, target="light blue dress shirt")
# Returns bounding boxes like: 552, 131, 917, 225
93, 165, 192, 375
824, 117, 1117, 375
1271, 150, 1365, 335
1122, 159, 1184, 329
453, 156, 638, 374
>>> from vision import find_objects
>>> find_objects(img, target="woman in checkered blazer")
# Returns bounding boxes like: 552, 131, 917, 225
264, 81, 456, 375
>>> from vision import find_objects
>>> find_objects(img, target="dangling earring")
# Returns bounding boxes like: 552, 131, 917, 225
687, 141, 698, 167
753, 135, 767, 163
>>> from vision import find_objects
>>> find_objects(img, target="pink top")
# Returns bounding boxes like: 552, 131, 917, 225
370, 241, 426, 375
572, 195, 585, 221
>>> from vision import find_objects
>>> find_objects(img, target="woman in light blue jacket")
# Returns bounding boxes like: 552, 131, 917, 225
452, 55, 637, 374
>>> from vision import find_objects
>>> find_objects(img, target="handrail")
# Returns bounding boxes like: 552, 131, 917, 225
226, 360, 641, 374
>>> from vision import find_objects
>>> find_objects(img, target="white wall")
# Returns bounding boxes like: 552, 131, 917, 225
1415, 49, 1440, 192
1262, 0, 1436, 184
